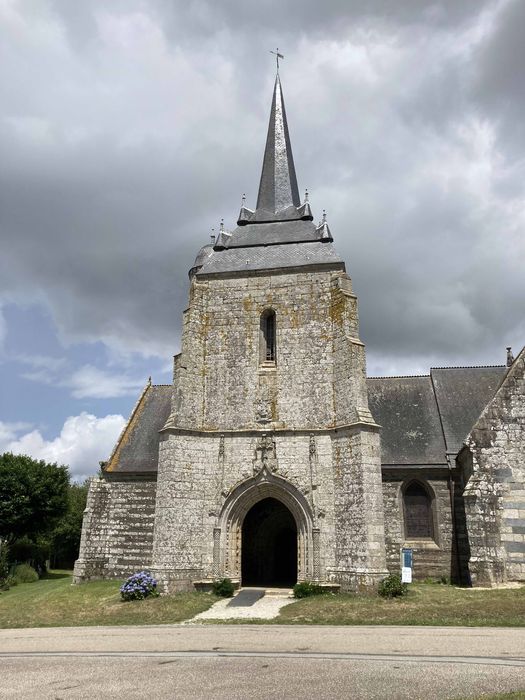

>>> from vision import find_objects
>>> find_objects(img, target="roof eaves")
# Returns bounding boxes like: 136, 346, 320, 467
105, 380, 152, 473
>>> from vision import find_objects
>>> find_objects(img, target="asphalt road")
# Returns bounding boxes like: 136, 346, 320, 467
1, 625, 524, 699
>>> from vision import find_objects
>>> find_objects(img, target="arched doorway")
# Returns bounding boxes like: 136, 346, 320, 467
241, 497, 297, 587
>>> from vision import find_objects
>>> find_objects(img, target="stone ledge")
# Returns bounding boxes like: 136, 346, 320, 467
315, 582, 341, 594
403, 539, 441, 551
193, 579, 240, 592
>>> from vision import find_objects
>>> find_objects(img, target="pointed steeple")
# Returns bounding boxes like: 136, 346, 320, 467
256, 73, 301, 214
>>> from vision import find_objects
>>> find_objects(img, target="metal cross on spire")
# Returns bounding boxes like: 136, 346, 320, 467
270, 48, 284, 72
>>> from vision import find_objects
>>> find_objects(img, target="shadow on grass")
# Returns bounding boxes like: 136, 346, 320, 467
42, 571, 72, 580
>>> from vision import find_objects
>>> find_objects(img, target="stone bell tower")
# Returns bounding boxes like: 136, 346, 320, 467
150, 71, 387, 592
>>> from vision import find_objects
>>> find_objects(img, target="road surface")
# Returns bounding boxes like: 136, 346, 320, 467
1, 624, 524, 699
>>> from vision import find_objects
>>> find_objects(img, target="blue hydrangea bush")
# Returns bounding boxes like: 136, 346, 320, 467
120, 571, 159, 601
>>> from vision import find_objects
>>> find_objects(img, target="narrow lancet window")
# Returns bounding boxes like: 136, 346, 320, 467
261, 310, 276, 363
403, 482, 433, 539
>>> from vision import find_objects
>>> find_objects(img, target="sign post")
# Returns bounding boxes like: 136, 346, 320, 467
401, 547, 413, 584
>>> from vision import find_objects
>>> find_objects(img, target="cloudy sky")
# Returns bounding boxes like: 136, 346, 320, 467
1, 0, 524, 479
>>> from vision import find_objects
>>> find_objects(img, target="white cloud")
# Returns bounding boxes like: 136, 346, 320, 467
0, 412, 126, 480
0, 420, 33, 445
17, 352, 66, 384
14, 354, 147, 399
65, 364, 146, 399
17, 353, 66, 372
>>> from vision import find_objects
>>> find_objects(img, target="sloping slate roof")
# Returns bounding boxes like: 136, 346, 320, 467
197, 240, 344, 276
430, 366, 506, 456
106, 368, 506, 474
105, 384, 172, 473
367, 376, 447, 465
225, 220, 321, 248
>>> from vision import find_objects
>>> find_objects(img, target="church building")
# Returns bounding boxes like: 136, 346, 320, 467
74, 72, 525, 592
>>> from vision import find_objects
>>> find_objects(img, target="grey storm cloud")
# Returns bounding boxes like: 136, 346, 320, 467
0, 0, 524, 373
472, 0, 525, 154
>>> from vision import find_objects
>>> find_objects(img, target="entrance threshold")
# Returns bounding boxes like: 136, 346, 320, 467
187, 588, 295, 622
226, 589, 265, 608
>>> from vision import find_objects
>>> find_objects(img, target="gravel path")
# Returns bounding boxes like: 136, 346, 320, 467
187, 588, 295, 622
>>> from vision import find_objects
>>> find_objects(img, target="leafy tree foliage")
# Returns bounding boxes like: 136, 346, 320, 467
0, 453, 69, 544
0, 541, 8, 589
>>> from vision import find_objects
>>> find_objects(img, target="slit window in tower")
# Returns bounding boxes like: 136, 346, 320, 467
261, 310, 276, 364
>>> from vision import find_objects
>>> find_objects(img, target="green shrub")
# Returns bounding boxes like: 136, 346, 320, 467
293, 581, 325, 599
9, 538, 49, 577
211, 578, 235, 597
378, 574, 408, 598
11, 563, 39, 584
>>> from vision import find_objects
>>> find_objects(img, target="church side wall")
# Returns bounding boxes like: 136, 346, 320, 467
461, 352, 525, 585
382, 471, 455, 581
74, 476, 157, 583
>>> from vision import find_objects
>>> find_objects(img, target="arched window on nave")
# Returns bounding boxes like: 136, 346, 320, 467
403, 481, 434, 539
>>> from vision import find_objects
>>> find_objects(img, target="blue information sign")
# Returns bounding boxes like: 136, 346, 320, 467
402, 548, 413, 568
401, 547, 413, 583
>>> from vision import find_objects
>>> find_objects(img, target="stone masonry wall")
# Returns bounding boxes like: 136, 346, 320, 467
153, 265, 387, 592
168, 269, 371, 432
382, 470, 455, 581
461, 349, 525, 585
74, 476, 157, 582
151, 431, 340, 591
331, 426, 387, 589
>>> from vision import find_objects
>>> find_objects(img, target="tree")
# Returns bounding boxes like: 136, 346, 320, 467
49, 481, 89, 568
0, 453, 69, 544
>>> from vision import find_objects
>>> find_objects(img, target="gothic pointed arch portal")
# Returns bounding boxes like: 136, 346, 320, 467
215, 469, 319, 585
242, 497, 297, 586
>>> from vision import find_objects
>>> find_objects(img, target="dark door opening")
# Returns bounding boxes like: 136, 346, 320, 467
241, 497, 297, 587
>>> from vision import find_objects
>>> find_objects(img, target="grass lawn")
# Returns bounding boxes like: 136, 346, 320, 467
0, 571, 217, 629
273, 583, 525, 627
1, 575, 524, 629
456, 694, 525, 700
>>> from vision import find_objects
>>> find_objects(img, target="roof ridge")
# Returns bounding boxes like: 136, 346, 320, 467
368, 374, 430, 380
105, 380, 152, 473
152, 383, 172, 387
430, 364, 505, 370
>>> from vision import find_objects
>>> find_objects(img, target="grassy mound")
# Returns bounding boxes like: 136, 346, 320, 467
0, 571, 217, 628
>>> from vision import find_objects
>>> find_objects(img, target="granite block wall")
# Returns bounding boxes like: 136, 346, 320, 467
73, 476, 157, 583
382, 470, 455, 581
167, 269, 373, 432
152, 266, 387, 592
461, 350, 525, 585
331, 427, 387, 589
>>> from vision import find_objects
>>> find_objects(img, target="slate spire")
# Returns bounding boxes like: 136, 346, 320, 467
256, 73, 301, 214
